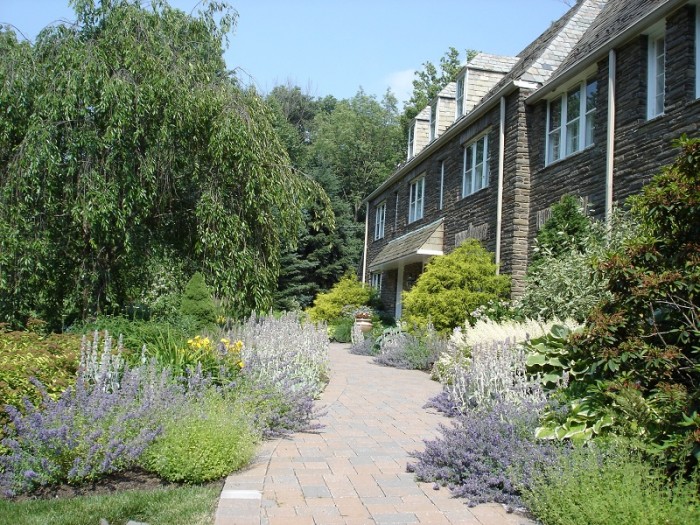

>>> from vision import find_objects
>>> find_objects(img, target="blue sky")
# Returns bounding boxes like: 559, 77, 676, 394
1, 1, 571, 104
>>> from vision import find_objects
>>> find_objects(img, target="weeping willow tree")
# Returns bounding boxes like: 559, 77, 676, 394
0, 0, 332, 328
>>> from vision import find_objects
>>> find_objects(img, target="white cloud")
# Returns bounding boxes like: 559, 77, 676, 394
384, 69, 415, 106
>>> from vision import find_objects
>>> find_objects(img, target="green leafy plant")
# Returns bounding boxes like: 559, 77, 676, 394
401, 240, 511, 333
553, 136, 700, 468
521, 442, 700, 525
306, 272, 374, 323
140, 392, 258, 484
0, 331, 81, 426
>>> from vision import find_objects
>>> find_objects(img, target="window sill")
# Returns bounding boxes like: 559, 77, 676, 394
543, 143, 595, 169
460, 185, 490, 201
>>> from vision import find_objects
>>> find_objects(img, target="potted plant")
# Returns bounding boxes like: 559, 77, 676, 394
352, 306, 374, 334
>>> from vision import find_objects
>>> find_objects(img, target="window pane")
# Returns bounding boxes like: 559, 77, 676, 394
566, 120, 579, 155
585, 113, 594, 147
549, 99, 562, 131
586, 80, 597, 111
548, 130, 560, 163
567, 88, 580, 122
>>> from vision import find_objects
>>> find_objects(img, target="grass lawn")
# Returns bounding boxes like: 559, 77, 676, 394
0, 484, 221, 525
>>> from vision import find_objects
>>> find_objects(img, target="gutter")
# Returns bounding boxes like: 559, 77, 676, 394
495, 96, 506, 272
364, 78, 529, 205
527, 0, 686, 104
606, 49, 616, 222
361, 202, 369, 286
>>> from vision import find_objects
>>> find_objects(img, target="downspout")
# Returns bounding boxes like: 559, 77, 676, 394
606, 49, 616, 223
495, 96, 506, 273
361, 202, 369, 287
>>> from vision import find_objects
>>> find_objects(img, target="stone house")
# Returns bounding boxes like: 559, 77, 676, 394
362, 0, 700, 319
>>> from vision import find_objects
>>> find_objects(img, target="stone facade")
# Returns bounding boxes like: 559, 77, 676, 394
364, 0, 700, 318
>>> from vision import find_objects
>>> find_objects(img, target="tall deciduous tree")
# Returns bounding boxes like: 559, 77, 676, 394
0, 0, 331, 328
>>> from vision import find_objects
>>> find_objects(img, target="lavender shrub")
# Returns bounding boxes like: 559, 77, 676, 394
408, 401, 559, 508
0, 361, 184, 496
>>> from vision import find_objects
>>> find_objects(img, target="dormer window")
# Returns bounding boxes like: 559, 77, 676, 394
429, 102, 437, 141
456, 75, 465, 118
407, 124, 415, 159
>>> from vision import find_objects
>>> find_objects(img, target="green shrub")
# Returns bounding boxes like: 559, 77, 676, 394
532, 194, 592, 263
401, 240, 510, 333
141, 393, 258, 483
306, 272, 373, 323
561, 136, 700, 468
330, 317, 354, 343
520, 208, 635, 322
179, 272, 217, 329
0, 331, 80, 422
522, 443, 700, 525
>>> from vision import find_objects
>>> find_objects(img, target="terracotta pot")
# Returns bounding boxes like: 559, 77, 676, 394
354, 318, 373, 334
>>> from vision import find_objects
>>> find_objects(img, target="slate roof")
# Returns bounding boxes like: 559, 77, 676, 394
369, 219, 444, 270
467, 53, 519, 74
481, 0, 607, 98
545, 0, 674, 86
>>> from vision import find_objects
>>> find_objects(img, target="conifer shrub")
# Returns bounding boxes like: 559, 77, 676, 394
531, 194, 592, 263
306, 272, 374, 323
179, 272, 217, 328
401, 240, 510, 333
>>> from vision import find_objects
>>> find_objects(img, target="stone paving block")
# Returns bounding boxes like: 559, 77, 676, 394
373, 512, 419, 524
300, 484, 332, 498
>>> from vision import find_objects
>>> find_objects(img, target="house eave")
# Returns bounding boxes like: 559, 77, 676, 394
527, 0, 687, 105
364, 80, 522, 205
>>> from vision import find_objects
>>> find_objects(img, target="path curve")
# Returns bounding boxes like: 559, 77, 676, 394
215, 343, 535, 525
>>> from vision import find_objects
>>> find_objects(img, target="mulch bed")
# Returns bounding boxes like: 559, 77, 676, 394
6, 469, 224, 502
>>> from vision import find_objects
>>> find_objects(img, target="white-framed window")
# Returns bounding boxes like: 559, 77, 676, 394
374, 201, 386, 240
370, 272, 382, 292
456, 74, 465, 118
407, 124, 415, 159
408, 176, 425, 223
429, 102, 437, 141
439, 160, 445, 210
647, 31, 665, 119
462, 135, 489, 197
546, 79, 598, 164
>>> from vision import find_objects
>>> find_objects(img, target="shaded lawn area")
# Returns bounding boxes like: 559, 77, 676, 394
0, 482, 221, 525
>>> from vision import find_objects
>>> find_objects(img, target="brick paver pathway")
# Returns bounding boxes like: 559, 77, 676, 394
215, 343, 535, 525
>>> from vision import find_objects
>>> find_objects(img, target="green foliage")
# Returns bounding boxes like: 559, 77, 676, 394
520, 209, 635, 322
270, 87, 401, 311
310, 89, 404, 220
557, 136, 700, 468
401, 240, 511, 333
141, 393, 257, 484
532, 195, 593, 262
521, 443, 700, 525
0, 1, 331, 329
179, 273, 217, 329
0, 483, 221, 525
329, 317, 354, 343
0, 331, 80, 424
306, 273, 374, 323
